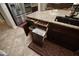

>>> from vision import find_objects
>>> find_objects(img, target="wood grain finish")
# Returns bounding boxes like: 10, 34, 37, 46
20, 22, 30, 36
29, 40, 77, 56
47, 23, 79, 51
46, 3, 73, 10
32, 6, 38, 12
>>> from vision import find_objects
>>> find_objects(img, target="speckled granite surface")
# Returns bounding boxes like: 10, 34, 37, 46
0, 22, 39, 56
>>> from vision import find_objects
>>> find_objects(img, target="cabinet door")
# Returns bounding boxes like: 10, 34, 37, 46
47, 23, 79, 51
32, 6, 38, 12
47, 29, 62, 42
60, 32, 79, 51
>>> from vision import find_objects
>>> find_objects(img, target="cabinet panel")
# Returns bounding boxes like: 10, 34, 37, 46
47, 23, 79, 51
32, 6, 38, 12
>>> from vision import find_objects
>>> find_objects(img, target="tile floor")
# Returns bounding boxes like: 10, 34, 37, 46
0, 22, 39, 56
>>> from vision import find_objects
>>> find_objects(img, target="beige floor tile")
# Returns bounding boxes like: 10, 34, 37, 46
0, 22, 39, 56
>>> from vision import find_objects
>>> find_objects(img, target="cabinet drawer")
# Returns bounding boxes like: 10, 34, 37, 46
49, 23, 79, 38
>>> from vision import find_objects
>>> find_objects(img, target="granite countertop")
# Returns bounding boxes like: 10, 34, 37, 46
27, 9, 79, 30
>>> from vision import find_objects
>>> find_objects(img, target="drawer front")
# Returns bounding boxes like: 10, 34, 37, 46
49, 23, 79, 38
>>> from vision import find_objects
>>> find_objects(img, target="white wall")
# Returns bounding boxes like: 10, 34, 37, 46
0, 4, 17, 29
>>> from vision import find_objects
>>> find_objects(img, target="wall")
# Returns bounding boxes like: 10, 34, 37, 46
0, 3, 17, 29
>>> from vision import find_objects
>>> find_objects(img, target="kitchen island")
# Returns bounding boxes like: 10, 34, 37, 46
27, 9, 79, 30
27, 9, 79, 51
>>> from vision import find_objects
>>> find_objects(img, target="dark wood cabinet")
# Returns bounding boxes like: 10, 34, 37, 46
32, 6, 38, 12
47, 23, 79, 51
20, 22, 30, 36
46, 3, 73, 10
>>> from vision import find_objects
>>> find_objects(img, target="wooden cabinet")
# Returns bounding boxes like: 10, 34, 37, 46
32, 6, 38, 12
20, 22, 30, 36
47, 23, 79, 51
27, 17, 48, 31
46, 3, 73, 10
